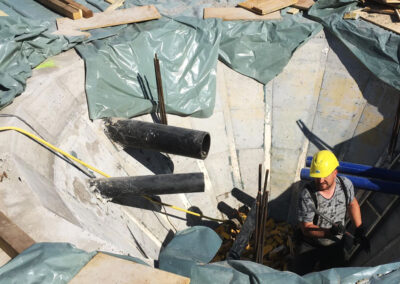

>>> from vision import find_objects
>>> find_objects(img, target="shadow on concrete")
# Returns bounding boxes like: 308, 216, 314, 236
124, 148, 174, 174
112, 194, 162, 211
186, 206, 220, 229
137, 73, 161, 124
296, 120, 333, 152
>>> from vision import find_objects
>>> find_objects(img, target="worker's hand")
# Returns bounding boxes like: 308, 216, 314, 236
329, 221, 345, 236
354, 225, 370, 253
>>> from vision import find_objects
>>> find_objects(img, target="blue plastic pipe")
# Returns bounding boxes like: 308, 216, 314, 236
301, 168, 400, 195
306, 156, 400, 183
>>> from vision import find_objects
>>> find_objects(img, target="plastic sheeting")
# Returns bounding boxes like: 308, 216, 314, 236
159, 226, 400, 284
0, 242, 95, 284
0, 14, 81, 109
75, 17, 221, 119
308, 0, 400, 92
159, 226, 222, 278
218, 12, 323, 84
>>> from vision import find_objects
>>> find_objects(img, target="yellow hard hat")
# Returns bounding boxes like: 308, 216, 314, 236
310, 150, 339, 178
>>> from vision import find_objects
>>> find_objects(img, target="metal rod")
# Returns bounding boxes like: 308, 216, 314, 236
106, 119, 211, 160
154, 53, 168, 125
254, 164, 262, 261
91, 173, 205, 198
257, 169, 269, 264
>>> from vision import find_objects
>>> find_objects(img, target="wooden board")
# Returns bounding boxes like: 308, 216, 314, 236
363, 5, 396, 15
105, 0, 125, 12
57, 5, 161, 33
360, 11, 400, 34
70, 252, 190, 284
238, 0, 298, 15
61, 0, 93, 18
36, 0, 82, 19
291, 0, 315, 10
0, 211, 35, 258
0, 10, 8, 16
204, 7, 281, 20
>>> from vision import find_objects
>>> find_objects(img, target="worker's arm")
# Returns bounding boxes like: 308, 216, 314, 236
300, 222, 330, 238
347, 197, 362, 228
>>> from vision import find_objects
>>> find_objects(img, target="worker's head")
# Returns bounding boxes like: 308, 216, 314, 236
310, 150, 339, 190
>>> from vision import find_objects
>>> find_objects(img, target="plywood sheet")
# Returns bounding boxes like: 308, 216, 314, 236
204, 7, 281, 20
360, 11, 400, 34
238, 0, 298, 15
57, 5, 160, 32
292, 0, 314, 10
70, 253, 190, 284
0, 211, 35, 258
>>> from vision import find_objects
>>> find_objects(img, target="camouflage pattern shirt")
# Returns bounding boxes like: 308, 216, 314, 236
297, 177, 354, 246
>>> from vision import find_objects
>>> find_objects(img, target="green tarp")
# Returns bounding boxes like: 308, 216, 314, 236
159, 226, 400, 284
75, 17, 221, 119
308, 0, 400, 91
0, 0, 322, 119
0, 14, 81, 109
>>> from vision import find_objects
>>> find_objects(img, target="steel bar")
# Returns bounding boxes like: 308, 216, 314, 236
154, 53, 168, 125
106, 119, 211, 159
257, 169, 269, 264
91, 173, 204, 198
254, 164, 262, 261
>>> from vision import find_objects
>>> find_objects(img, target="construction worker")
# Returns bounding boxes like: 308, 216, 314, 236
292, 150, 369, 275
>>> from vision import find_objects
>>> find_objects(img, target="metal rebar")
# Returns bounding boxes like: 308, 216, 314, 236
154, 53, 168, 125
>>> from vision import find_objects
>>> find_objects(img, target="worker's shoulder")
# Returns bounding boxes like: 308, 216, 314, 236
337, 176, 354, 189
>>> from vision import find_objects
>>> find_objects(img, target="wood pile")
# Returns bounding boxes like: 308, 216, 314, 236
344, 0, 400, 35
212, 209, 294, 271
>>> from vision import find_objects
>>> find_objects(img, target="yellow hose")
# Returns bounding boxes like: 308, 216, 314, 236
0, 126, 224, 222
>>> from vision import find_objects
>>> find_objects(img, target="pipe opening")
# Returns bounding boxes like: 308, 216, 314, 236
201, 133, 211, 159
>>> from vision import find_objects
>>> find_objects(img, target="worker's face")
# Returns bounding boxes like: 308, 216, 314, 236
314, 169, 337, 191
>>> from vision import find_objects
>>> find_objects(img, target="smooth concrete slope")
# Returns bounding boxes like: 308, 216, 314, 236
268, 30, 329, 219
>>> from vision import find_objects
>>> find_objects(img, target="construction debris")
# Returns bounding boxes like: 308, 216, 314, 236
35, 0, 93, 20
287, 8, 300, 14
213, 214, 294, 270
238, 0, 298, 15
203, 7, 281, 21
291, 0, 315, 10
55, 5, 161, 37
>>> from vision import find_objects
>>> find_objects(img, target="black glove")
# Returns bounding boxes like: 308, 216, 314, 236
354, 225, 370, 253
329, 221, 345, 236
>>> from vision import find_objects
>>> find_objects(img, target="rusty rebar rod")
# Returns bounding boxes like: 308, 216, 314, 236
154, 53, 168, 125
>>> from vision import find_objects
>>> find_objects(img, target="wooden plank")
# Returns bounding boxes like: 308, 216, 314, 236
61, 0, 93, 18
0, 10, 8, 16
0, 211, 35, 258
360, 11, 400, 34
35, 0, 82, 19
291, 0, 314, 10
287, 7, 300, 14
105, 0, 125, 12
238, 0, 298, 15
57, 5, 161, 33
70, 252, 190, 284
363, 5, 396, 15
203, 7, 281, 20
